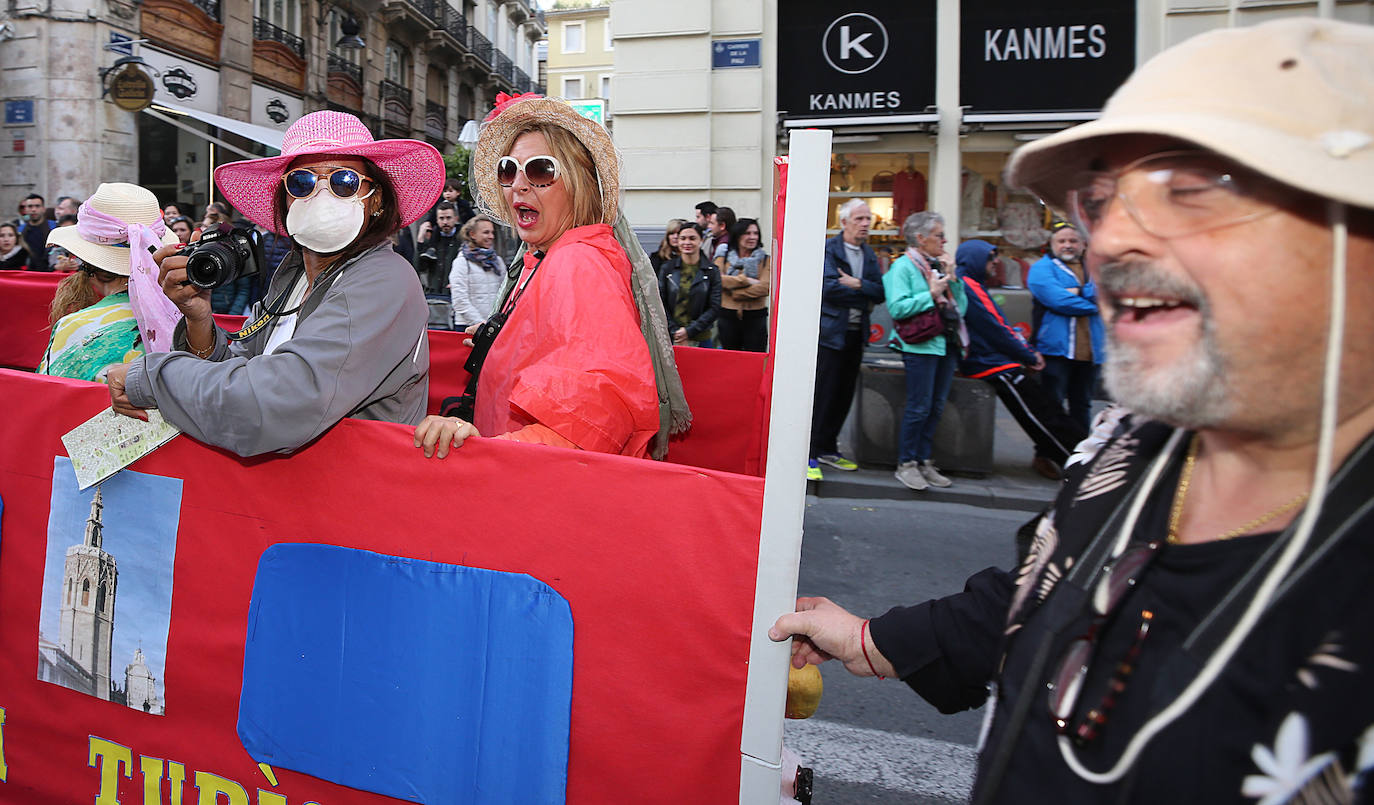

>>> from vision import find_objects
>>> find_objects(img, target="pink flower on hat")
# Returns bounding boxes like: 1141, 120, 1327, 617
485, 92, 544, 123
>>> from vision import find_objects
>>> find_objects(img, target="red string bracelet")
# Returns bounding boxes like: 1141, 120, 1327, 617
860, 619, 885, 679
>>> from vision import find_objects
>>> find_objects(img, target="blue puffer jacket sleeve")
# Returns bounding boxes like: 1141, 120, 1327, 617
1027, 256, 1099, 316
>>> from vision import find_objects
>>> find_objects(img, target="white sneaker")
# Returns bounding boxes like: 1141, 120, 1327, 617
919, 460, 952, 488
895, 461, 928, 491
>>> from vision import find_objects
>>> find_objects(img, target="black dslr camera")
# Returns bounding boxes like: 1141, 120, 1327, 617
185, 224, 262, 290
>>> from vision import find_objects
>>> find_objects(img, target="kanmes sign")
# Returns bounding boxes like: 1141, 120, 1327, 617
961, 0, 1135, 113
777, 0, 936, 119
779, 0, 1135, 121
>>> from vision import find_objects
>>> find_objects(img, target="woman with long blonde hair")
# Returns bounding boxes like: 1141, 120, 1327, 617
651, 218, 686, 272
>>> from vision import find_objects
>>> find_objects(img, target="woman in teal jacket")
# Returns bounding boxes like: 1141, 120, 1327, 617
884, 212, 968, 491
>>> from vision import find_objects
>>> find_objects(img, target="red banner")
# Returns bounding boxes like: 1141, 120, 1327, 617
0, 369, 768, 804
0, 270, 67, 369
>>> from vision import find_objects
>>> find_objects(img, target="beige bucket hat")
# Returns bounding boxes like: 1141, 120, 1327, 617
1008, 18, 1374, 211
48, 182, 179, 275
472, 93, 620, 226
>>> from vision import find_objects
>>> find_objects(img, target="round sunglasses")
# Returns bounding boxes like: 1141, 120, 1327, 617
282, 167, 376, 201
497, 155, 561, 188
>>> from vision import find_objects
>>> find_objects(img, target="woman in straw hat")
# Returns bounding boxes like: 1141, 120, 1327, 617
414, 92, 690, 459
106, 110, 442, 457
38, 182, 181, 382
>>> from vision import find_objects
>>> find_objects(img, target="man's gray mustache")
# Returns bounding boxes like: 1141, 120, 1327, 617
1096, 261, 1207, 309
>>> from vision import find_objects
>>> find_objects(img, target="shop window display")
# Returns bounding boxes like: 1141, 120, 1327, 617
823, 148, 1056, 288
958, 150, 1053, 289
826, 152, 931, 252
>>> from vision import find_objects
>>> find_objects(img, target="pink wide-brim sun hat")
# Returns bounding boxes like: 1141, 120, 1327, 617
213, 110, 446, 236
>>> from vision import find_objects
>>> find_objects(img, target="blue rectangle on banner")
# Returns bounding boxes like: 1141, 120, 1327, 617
238, 543, 574, 804
712, 38, 761, 69
5, 101, 33, 125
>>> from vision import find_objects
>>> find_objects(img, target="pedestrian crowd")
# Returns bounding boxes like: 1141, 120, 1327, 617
805, 197, 1096, 488
649, 199, 771, 352
12, 156, 1111, 486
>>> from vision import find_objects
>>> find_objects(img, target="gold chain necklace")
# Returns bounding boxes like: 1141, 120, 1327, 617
1167, 434, 1310, 545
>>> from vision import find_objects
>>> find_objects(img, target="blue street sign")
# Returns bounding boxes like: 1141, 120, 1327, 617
108, 32, 134, 55
4, 100, 34, 125
712, 38, 761, 70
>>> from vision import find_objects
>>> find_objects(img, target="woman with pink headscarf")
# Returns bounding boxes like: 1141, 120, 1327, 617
38, 183, 181, 382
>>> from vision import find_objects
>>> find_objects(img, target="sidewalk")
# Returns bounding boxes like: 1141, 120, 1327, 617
808, 397, 1062, 512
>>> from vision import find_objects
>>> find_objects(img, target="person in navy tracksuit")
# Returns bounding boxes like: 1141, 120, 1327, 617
955, 240, 1087, 479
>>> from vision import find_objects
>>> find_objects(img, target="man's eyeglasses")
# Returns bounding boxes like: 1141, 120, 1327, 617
1066, 150, 1279, 239
1046, 541, 1161, 746
282, 167, 375, 201
497, 155, 561, 188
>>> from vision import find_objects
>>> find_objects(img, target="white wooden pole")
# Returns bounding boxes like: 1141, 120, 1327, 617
738, 127, 833, 804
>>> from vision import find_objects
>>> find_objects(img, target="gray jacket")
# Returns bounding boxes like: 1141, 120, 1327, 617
125, 243, 430, 457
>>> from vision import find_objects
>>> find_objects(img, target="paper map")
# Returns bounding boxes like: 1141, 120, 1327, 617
62, 409, 182, 490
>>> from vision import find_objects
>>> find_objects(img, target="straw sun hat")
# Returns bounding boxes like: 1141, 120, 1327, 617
472, 93, 621, 226
47, 183, 179, 276
213, 110, 446, 236
1008, 18, 1374, 211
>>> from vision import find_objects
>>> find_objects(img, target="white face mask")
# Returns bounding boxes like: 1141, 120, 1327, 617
286, 190, 369, 254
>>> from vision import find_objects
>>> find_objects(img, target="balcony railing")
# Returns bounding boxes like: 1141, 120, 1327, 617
494, 51, 513, 84
425, 101, 447, 141
189, 0, 220, 20
253, 17, 305, 58
327, 53, 362, 86
441, 4, 467, 44
467, 28, 492, 68
381, 79, 413, 107
380, 80, 412, 135
513, 66, 530, 94
408, 0, 438, 19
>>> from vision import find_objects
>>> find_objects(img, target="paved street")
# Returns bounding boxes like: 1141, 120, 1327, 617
783, 495, 1038, 804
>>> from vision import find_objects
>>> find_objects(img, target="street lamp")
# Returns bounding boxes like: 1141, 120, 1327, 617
335, 16, 365, 50
319, 4, 366, 51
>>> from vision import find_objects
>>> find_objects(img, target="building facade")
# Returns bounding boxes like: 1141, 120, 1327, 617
0, 0, 545, 218
611, 0, 777, 235
775, 0, 1372, 281
609, 0, 1370, 253
543, 3, 612, 128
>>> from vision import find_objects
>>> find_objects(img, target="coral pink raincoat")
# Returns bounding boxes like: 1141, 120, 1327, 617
475, 224, 659, 457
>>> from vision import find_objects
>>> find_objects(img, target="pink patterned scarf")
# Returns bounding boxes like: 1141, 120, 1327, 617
76, 202, 182, 352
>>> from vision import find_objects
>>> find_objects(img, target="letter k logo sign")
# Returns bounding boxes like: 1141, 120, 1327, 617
824, 13, 889, 75
839, 26, 873, 60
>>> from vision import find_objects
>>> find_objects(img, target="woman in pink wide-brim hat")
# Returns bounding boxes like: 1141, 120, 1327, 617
105, 111, 444, 458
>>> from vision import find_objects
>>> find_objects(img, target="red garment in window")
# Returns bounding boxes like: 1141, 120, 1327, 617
892, 169, 927, 229
475, 224, 660, 457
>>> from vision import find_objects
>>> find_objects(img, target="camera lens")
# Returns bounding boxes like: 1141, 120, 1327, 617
186, 242, 239, 289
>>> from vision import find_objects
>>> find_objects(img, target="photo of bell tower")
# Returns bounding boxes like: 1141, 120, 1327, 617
39, 459, 180, 715
55, 488, 118, 700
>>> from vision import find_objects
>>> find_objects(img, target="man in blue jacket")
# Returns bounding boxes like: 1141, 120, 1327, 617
17, 193, 57, 272
955, 240, 1087, 479
1027, 222, 1104, 430
809, 199, 885, 480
